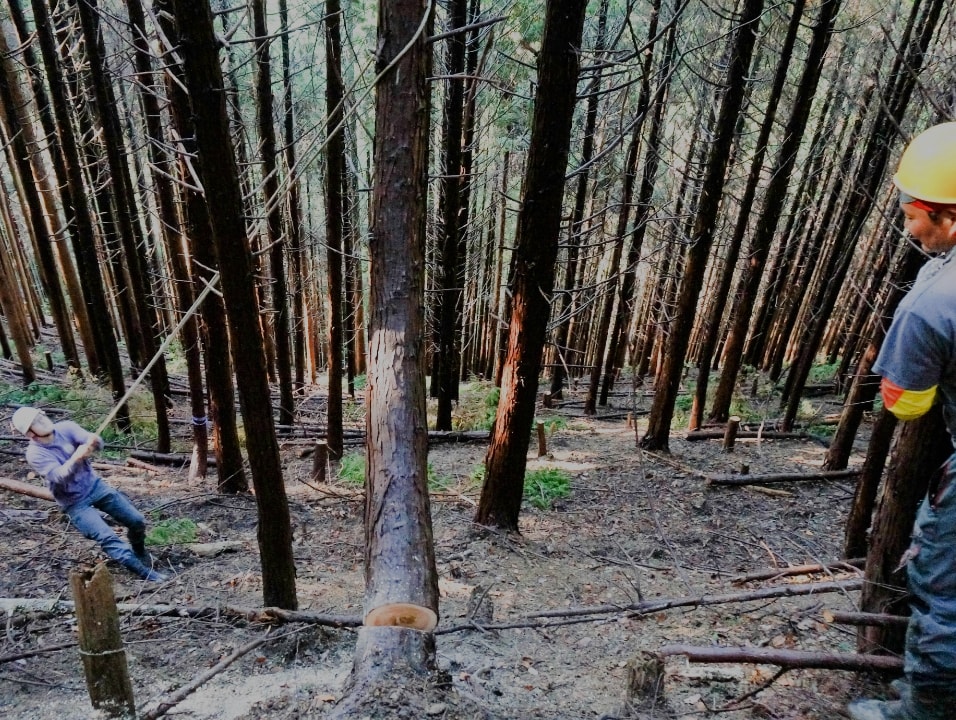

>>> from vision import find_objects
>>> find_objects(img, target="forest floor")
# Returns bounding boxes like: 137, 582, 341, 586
0, 373, 896, 719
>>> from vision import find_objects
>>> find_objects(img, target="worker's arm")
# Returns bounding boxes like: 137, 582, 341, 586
874, 307, 946, 421
880, 378, 937, 420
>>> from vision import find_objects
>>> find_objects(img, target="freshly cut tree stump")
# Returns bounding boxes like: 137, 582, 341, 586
365, 602, 438, 632
70, 564, 134, 717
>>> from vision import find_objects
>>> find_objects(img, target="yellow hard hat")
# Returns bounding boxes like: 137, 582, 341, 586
894, 122, 956, 205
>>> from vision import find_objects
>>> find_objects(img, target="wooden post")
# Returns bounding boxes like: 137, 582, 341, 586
536, 421, 547, 457
45, 351, 54, 371
542, 392, 553, 408
626, 412, 633, 429
723, 415, 740, 452
740, 463, 750, 475
70, 564, 135, 717
311, 440, 328, 483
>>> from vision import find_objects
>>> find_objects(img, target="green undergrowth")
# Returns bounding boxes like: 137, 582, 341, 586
145, 517, 197, 546
0, 379, 160, 455
469, 464, 571, 510
336, 452, 451, 491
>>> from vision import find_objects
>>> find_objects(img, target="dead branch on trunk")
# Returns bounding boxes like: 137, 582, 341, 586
658, 644, 902, 672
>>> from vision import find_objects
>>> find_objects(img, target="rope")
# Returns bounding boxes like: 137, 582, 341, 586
92, 272, 220, 438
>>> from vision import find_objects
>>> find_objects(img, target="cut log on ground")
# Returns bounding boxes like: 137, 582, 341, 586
707, 468, 860, 486
659, 644, 902, 672
686, 430, 811, 441
731, 559, 864, 584
825, 610, 909, 628
0, 477, 54, 502
130, 450, 216, 467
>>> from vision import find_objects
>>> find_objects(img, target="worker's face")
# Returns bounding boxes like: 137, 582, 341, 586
901, 203, 956, 254
28, 413, 54, 441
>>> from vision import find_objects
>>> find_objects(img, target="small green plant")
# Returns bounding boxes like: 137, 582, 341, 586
469, 464, 571, 509
352, 374, 367, 391
808, 361, 840, 384
145, 517, 197, 546
336, 452, 450, 490
338, 452, 366, 485
535, 416, 567, 435
523, 467, 571, 510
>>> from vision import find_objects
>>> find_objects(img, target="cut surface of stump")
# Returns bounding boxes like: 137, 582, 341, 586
364, 602, 438, 631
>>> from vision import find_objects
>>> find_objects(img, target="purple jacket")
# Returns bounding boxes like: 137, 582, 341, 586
25, 420, 97, 508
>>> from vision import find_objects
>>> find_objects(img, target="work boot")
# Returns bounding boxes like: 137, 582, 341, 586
847, 699, 909, 720
125, 556, 167, 583
849, 687, 954, 720
131, 540, 153, 568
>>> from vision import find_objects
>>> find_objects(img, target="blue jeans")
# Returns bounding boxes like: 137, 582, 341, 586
64, 477, 146, 571
905, 453, 956, 689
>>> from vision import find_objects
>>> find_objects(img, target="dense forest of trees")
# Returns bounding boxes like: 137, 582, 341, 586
1, 0, 955, 709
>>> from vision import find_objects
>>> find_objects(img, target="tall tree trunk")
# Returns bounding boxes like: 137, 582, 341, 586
75, 0, 172, 451
6, 1, 95, 373
549, 0, 610, 400
475, 0, 588, 530
689, 0, 807, 429
323, 0, 346, 460
708, 0, 841, 424
641, 0, 764, 451
156, 0, 247, 494
251, 0, 295, 431
279, 0, 306, 394
171, 0, 297, 610
126, 0, 207, 477
0, 26, 78, 371
780, 0, 944, 431
330, 0, 439, 713
432, 0, 469, 430
28, 0, 130, 431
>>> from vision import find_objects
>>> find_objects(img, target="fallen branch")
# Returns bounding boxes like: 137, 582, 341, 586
731, 559, 864, 585
824, 610, 909, 628
436, 579, 862, 634
706, 468, 860, 486
0, 598, 361, 627
686, 430, 811, 442
126, 457, 166, 474
659, 644, 902, 672
140, 630, 275, 720
0, 477, 54, 502
0, 641, 75, 665
129, 451, 216, 468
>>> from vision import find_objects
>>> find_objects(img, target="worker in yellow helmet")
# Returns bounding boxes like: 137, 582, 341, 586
849, 123, 956, 720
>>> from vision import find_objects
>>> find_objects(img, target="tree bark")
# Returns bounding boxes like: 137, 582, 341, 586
475, 0, 588, 530
331, 0, 439, 713
323, 0, 346, 460
156, 0, 247, 494
28, 0, 130, 431
858, 406, 951, 656
252, 0, 295, 431
171, 0, 297, 610
640, 0, 764, 451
